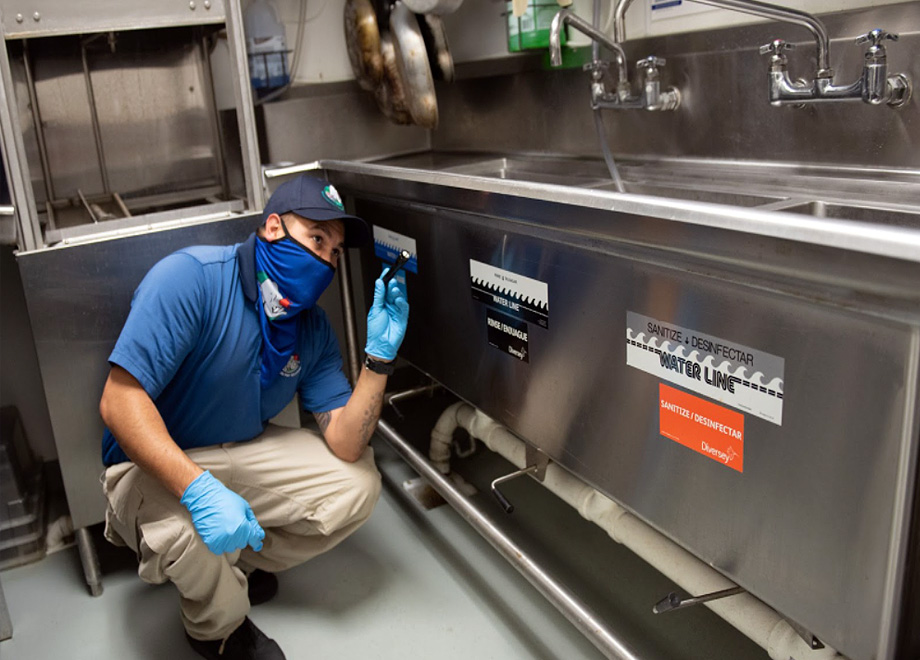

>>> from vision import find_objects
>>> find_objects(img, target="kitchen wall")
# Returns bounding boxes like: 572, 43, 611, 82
252, 0, 919, 171
432, 2, 920, 168
255, 0, 917, 84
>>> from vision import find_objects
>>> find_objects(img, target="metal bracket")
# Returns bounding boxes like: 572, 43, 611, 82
402, 477, 447, 510
525, 443, 549, 482
652, 585, 744, 614
786, 618, 825, 650
491, 445, 550, 513
653, 586, 824, 650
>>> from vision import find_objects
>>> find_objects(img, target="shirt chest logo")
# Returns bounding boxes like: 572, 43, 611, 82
281, 353, 302, 378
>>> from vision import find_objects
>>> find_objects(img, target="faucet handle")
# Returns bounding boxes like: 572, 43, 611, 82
759, 39, 795, 56
637, 55, 667, 70
856, 29, 898, 47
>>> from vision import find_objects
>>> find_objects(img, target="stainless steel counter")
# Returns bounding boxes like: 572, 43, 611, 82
324, 152, 920, 263
323, 151, 920, 660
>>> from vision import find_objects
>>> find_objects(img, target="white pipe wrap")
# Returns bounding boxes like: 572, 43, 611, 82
430, 403, 845, 660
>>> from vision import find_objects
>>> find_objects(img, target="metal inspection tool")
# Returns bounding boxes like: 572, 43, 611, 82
382, 249, 411, 285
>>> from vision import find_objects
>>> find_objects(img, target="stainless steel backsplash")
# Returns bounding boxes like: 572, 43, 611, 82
432, 3, 920, 169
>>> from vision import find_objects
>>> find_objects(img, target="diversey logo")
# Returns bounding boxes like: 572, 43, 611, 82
700, 441, 739, 466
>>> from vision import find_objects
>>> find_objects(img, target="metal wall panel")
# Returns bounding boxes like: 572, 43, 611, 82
16, 210, 360, 528
258, 82, 430, 166
15, 213, 262, 528
352, 193, 920, 660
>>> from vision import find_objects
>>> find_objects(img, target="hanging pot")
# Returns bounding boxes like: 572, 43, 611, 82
374, 32, 415, 125
344, 0, 384, 91
417, 13, 454, 83
389, 1, 438, 129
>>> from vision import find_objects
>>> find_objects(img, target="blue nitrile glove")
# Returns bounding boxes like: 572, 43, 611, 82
180, 471, 265, 555
365, 267, 409, 361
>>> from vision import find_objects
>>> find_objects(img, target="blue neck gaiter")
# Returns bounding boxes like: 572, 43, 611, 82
254, 221, 334, 388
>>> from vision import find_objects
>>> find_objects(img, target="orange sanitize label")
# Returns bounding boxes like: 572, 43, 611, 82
659, 383, 744, 472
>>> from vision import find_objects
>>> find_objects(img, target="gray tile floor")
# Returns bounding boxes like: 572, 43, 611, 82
0, 422, 768, 660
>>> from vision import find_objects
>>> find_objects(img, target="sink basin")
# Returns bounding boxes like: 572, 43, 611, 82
441, 157, 611, 187
590, 181, 787, 208
440, 157, 787, 207
775, 200, 920, 229
368, 153, 920, 222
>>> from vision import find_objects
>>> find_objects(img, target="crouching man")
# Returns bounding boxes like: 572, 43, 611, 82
99, 176, 408, 659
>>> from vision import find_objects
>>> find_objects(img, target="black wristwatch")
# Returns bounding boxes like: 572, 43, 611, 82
364, 354, 396, 375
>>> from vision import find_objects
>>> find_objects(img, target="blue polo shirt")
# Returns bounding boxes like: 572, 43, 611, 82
101, 233, 352, 466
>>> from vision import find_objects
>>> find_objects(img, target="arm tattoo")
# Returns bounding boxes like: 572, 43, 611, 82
314, 410, 332, 434
358, 390, 385, 444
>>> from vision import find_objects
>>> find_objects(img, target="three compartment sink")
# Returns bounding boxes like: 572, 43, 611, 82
373, 153, 920, 230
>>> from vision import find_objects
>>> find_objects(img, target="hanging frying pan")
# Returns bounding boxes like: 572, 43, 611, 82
344, 0, 384, 91
389, 1, 438, 129
374, 32, 414, 125
417, 14, 454, 83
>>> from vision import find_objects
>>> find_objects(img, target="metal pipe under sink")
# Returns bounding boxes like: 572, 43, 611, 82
374, 418, 645, 660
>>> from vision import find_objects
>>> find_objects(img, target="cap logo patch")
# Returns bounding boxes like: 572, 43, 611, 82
321, 184, 344, 211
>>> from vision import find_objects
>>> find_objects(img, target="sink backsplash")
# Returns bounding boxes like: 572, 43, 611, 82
433, 3, 920, 172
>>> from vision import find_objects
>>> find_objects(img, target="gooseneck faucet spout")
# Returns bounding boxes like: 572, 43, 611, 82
549, 8, 679, 112
692, 0, 831, 74
550, 9, 628, 84
615, 0, 828, 73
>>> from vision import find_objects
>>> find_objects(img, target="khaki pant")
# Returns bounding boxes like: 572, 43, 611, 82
102, 424, 381, 641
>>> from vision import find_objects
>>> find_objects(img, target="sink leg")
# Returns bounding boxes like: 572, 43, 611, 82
75, 527, 103, 597
0, 576, 12, 640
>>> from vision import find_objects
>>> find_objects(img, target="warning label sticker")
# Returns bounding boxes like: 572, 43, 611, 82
470, 260, 548, 328
626, 311, 784, 425
373, 226, 418, 273
486, 309, 530, 362
659, 384, 744, 472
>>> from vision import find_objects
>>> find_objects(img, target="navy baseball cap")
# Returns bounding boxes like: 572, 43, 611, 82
263, 175, 370, 248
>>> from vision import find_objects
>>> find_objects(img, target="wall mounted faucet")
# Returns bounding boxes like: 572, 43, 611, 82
614, 0, 911, 108
761, 28, 911, 106
549, 8, 680, 111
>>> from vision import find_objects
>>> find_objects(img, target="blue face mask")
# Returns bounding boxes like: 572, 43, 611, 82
254, 219, 335, 387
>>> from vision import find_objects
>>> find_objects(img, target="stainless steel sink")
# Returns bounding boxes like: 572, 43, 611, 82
439, 157, 787, 207
773, 200, 920, 229
590, 181, 787, 207
441, 157, 611, 187
370, 152, 920, 223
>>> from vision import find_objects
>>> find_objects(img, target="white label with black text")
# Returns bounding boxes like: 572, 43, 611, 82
626, 311, 785, 425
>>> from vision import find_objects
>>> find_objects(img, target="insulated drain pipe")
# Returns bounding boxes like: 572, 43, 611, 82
428, 402, 847, 660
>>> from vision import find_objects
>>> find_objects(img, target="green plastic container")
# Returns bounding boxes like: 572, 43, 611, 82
506, 1, 567, 52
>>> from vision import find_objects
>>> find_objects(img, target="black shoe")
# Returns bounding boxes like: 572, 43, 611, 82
186, 617, 285, 660
247, 569, 279, 606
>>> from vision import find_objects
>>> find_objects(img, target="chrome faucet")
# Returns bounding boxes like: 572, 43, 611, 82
549, 8, 680, 112
759, 29, 910, 106
614, 0, 911, 108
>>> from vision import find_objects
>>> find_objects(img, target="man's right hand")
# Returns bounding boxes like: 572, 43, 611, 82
180, 471, 265, 555
365, 269, 409, 361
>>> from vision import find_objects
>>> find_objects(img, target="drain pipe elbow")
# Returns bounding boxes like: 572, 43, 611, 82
429, 401, 470, 473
